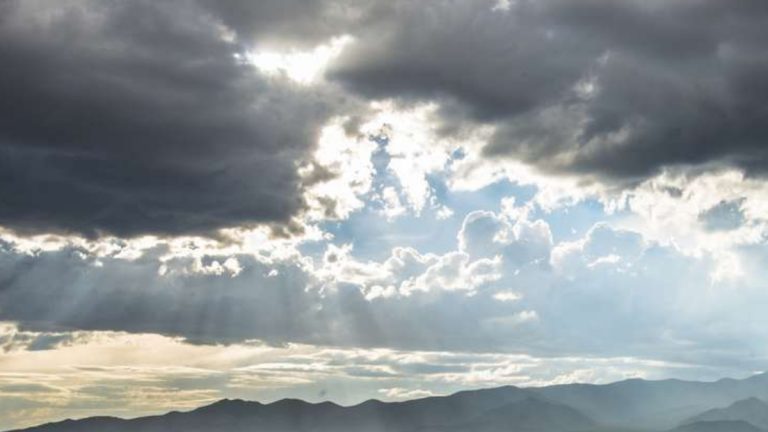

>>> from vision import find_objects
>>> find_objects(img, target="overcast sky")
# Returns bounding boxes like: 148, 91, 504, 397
2, 0, 768, 429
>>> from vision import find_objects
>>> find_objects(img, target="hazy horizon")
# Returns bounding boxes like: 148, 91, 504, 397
8, 371, 768, 432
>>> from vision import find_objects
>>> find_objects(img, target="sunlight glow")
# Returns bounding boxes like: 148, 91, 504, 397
242, 36, 353, 84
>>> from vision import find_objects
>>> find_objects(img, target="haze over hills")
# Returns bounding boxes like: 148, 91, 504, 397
10, 372, 768, 432
669, 420, 764, 432
682, 398, 768, 430
531, 373, 768, 429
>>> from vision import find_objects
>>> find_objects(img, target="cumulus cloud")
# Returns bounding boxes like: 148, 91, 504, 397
2, 207, 767, 372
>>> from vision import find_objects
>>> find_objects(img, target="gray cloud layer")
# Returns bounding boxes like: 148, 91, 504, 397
331, 0, 768, 180
0, 0, 343, 237
3, 0, 768, 236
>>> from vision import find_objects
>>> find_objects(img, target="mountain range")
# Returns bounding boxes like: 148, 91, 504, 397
10, 372, 768, 432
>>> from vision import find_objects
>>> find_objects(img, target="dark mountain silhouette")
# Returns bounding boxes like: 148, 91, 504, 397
682, 398, 768, 430
669, 420, 765, 432
9, 372, 768, 432
417, 397, 597, 432
11, 395, 595, 432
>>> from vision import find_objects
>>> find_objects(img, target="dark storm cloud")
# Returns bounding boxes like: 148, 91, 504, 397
8, 0, 765, 238
330, 0, 768, 181
0, 0, 349, 237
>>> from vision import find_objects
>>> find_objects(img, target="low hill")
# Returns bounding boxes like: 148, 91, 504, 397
682, 398, 768, 430
670, 420, 764, 432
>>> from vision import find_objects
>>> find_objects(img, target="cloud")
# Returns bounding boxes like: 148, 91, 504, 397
0, 0, 352, 237
2, 205, 768, 374
379, 387, 435, 399
612, 168, 768, 256
6, 0, 766, 240
459, 206, 552, 264
300, 116, 378, 221
0, 242, 330, 344
331, 0, 768, 182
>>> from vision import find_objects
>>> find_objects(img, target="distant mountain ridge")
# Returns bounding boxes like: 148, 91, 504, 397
417, 397, 597, 432
530, 372, 768, 429
10, 372, 768, 432
670, 420, 764, 432
682, 397, 768, 430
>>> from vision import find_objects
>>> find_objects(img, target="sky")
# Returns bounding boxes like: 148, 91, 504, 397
1, 0, 768, 429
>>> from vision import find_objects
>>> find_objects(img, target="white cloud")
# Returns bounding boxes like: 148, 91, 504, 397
368, 103, 449, 215
435, 205, 454, 220
301, 116, 378, 221
243, 35, 353, 85
493, 291, 522, 302
379, 387, 435, 400
379, 186, 407, 220
400, 252, 502, 295
616, 169, 768, 252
